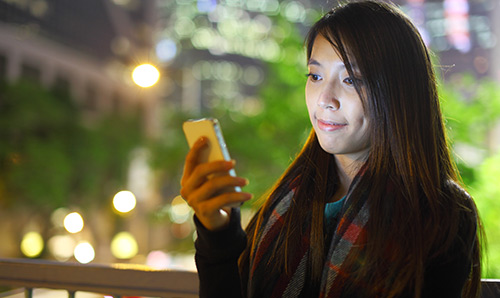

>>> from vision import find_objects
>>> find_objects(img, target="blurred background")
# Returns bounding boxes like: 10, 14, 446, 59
0, 0, 499, 279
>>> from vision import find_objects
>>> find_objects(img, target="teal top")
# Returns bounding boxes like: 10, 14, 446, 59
325, 196, 346, 226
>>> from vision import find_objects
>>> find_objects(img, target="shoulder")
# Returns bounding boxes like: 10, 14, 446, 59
443, 179, 470, 199
441, 179, 479, 253
442, 179, 477, 218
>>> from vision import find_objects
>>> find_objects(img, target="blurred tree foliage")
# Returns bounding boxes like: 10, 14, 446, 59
0, 80, 143, 214
440, 75, 500, 278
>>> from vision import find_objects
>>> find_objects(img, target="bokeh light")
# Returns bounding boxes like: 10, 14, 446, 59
174, 17, 196, 38
156, 39, 177, 62
170, 222, 193, 239
74, 242, 95, 264
242, 65, 264, 86
169, 195, 191, 224
146, 250, 171, 269
63, 212, 84, 234
51, 207, 70, 228
113, 190, 137, 213
281, 1, 306, 23
197, 0, 216, 13
48, 235, 76, 261
20, 232, 44, 258
132, 64, 160, 88
111, 232, 138, 259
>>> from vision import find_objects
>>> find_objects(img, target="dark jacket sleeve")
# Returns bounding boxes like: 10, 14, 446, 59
421, 237, 474, 297
194, 208, 247, 298
421, 182, 479, 298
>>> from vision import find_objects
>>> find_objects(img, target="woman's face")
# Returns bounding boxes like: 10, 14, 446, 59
305, 34, 370, 161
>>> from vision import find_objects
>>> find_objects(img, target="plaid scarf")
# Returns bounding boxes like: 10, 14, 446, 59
246, 180, 370, 298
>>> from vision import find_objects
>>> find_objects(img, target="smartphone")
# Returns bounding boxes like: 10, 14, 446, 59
182, 118, 242, 206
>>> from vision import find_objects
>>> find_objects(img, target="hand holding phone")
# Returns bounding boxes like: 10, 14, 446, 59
182, 118, 243, 207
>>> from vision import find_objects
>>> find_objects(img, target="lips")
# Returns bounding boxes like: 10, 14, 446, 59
317, 119, 347, 132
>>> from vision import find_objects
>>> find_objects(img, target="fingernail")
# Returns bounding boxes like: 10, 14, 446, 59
238, 178, 249, 185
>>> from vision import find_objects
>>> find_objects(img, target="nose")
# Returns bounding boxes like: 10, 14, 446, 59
318, 88, 341, 111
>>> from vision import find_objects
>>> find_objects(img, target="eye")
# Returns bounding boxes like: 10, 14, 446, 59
306, 73, 322, 82
343, 76, 362, 86
343, 77, 354, 85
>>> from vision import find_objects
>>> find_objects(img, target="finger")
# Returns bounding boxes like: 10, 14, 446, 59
181, 159, 235, 195
185, 175, 248, 205
183, 137, 208, 179
180, 163, 239, 202
194, 192, 253, 216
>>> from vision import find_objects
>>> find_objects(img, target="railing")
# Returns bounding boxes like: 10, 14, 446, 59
0, 258, 199, 298
482, 279, 500, 298
1, 258, 500, 298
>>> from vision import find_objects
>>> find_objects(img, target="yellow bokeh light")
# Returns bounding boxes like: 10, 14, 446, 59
74, 242, 95, 264
111, 232, 138, 259
113, 190, 137, 213
21, 231, 44, 258
63, 212, 84, 234
132, 64, 160, 87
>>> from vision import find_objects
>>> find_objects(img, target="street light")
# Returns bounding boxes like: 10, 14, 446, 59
132, 64, 160, 87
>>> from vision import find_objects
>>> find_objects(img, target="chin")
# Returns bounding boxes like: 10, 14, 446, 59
317, 141, 338, 155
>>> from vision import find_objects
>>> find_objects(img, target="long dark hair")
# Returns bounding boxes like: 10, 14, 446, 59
241, 1, 482, 297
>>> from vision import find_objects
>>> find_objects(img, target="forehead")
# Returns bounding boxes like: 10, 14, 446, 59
308, 35, 342, 62
308, 35, 359, 71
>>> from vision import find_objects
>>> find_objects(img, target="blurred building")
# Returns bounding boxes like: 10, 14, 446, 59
0, 0, 167, 264
0, 0, 161, 135
398, 0, 498, 81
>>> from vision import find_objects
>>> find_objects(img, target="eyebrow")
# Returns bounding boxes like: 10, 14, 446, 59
307, 58, 348, 70
307, 58, 321, 66
308, 58, 360, 73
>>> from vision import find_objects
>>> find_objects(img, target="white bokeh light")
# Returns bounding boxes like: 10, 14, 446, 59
169, 195, 191, 224
63, 212, 84, 234
113, 190, 137, 213
48, 235, 76, 261
132, 64, 160, 87
74, 242, 95, 264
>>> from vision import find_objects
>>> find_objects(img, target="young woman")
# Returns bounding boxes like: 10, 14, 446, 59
180, 1, 482, 297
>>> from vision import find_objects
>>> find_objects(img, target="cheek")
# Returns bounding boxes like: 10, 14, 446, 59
305, 85, 315, 116
358, 115, 371, 145
357, 114, 370, 134
346, 103, 370, 135
306, 102, 315, 124
305, 83, 312, 102
349, 96, 367, 123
